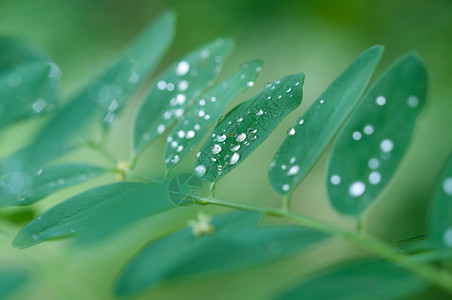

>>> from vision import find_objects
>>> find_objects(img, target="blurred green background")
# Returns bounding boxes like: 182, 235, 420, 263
1, 0, 452, 299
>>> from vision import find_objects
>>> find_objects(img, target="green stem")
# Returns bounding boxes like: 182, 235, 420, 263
84, 140, 117, 165
195, 197, 452, 295
283, 194, 292, 211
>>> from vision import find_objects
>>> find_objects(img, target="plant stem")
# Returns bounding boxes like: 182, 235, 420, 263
195, 197, 452, 295
283, 194, 291, 211
84, 140, 117, 165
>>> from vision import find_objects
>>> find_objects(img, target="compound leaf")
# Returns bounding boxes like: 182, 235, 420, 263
269, 45, 383, 195
164, 60, 262, 169
114, 211, 328, 297
195, 73, 304, 183
133, 38, 233, 154
276, 259, 427, 300
0, 163, 106, 207
327, 54, 427, 216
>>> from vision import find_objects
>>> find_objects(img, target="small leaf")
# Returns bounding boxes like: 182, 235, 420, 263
97, 10, 176, 127
133, 38, 234, 154
429, 153, 452, 250
269, 45, 383, 195
276, 259, 427, 300
164, 60, 262, 168
114, 211, 328, 297
0, 269, 29, 298
12, 182, 173, 248
195, 73, 304, 183
0, 37, 60, 129
327, 54, 427, 216
0, 163, 106, 207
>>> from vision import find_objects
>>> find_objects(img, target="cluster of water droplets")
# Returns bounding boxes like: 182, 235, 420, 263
195, 78, 301, 180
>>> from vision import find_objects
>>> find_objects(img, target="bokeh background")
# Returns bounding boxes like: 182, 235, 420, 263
0, 0, 452, 299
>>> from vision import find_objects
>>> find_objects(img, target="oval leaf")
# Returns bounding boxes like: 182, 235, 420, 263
276, 259, 427, 300
133, 38, 234, 154
327, 54, 427, 216
429, 153, 452, 250
0, 37, 60, 129
195, 73, 304, 183
269, 45, 383, 195
164, 60, 262, 168
12, 182, 173, 248
114, 211, 328, 297
0, 163, 106, 207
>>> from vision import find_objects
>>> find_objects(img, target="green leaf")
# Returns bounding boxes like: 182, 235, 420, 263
0, 269, 28, 299
12, 182, 173, 248
276, 259, 427, 300
164, 60, 262, 169
269, 45, 383, 195
0, 37, 60, 129
133, 38, 234, 154
114, 211, 328, 297
1, 11, 175, 183
0, 163, 106, 207
97, 10, 176, 127
195, 73, 304, 183
429, 153, 452, 250
327, 54, 427, 216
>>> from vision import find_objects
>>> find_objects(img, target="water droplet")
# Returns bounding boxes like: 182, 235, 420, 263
295, 82, 300, 86
282, 184, 290, 192
443, 177, 452, 195
58, 179, 66, 185
236, 133, 247, 142
167, 83, 175, 91
177, 145, 184, 152
176, 61, 190, 76
320, 99, 325, 104
176, 94, 186, 105
178, 80, 189, 92
380, 139, 394, 152
163, 111, 172, 120
204, 114, 210, 120
237, 117, 243, 122
36, 169, 43, 175
212, 144, 222, 155
278, 95, 282, 99
256, 109, 263, 116
211, 96, 217, 102
32, 99, 47, 113
290, 157, 296, 164
47, 62, 60, 78
352, 131, 362, 141
129, 72, 140, 84
230, 144, 240, 152
247, 81, 254, 87
281, 165, 287, 170
376, 96, 386, 106
198, 110, 205, 118
171, 141, 178, 148
174, 108, 184, 118
407, 95, 419, 108
199, 99, 206, 106
288, 128, 296, 136
368, 171, 381, 185
194, 124, 200, 130
186, 130, 195, 139
196, 152, 201, 158
216, 134, 226, 142
298, 119, 304, 125
363, 125, 374, 135
108, 100, 119, 111
349, 181, 366, 197
443, 227, 452, 247
157, 124, 166, 134
157, 80, 167, 90
287, 165, 300, 176
368, 158, 380, 169
330, 175, 341, 185
230, 152, 240, 165
284, 87, 292, 93
177, 130, 185, 138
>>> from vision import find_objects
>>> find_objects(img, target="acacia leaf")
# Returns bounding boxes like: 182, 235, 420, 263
327, 54, 427, 216
114, 211, 328, 297
12, 182, 173, 248
0, 37, 60, 129
164, 60, 262, 169
429, 153, 452, 250
0, 163, 106, 207
276, 259, 427, 300
133, 38, 234, 154
195, 73, 304, 183
269, 45, 383, 195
